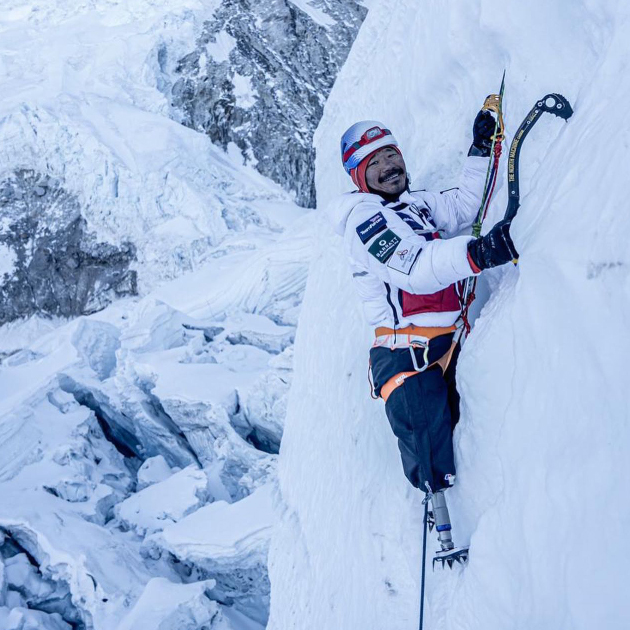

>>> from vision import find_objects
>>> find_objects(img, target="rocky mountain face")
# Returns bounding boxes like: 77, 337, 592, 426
169, 0, 367, 208
0, 171, 137, 326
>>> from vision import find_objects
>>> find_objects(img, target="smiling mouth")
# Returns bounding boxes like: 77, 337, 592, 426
380, 170, 403, 184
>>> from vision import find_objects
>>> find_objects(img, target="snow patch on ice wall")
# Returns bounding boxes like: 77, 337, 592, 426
269, 1, 630, 629
0, 244, 16, 278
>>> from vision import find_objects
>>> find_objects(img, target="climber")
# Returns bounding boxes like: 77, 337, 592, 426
327, 113, 518, 564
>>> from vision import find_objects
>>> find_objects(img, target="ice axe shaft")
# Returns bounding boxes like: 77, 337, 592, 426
504, 92, 573, 222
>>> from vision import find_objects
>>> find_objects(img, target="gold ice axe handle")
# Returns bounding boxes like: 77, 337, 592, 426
482, 93, 505, 142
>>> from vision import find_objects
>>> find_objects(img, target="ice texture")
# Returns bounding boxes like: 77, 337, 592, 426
116, 466, 209, 536
0, 0, 315, 324
0, 203, 310, 626
146, 484, 275, 625
269, 1, 630, 629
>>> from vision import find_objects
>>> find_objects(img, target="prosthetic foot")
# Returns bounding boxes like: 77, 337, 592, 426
430, 490, 469, 569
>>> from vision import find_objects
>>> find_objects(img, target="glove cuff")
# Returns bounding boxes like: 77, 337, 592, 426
467, 239, 485, 272
467, 143, 491, 158
467, 250, 482, 274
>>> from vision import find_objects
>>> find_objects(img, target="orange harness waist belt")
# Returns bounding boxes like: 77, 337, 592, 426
374, 325, 459, 403
374, 324, 457, 339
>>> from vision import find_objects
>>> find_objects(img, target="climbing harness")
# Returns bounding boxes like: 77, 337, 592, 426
370, 325, 458, 402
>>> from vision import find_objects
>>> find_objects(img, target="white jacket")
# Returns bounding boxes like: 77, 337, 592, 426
327, 156, 489, 329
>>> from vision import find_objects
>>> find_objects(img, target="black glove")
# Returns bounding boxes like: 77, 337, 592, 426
468, 110, 496, 157
467, 219, 519, 271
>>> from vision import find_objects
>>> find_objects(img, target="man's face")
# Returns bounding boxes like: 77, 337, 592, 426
365, 146, 407, 196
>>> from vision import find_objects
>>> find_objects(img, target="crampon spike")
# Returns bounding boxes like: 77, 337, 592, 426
433, 546, 469, 570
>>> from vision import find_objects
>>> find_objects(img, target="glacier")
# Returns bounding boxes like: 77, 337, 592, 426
0, 0, 322, 627
0, 209, 313, 627
2, 0, 629, 628
269, 0, 630, 629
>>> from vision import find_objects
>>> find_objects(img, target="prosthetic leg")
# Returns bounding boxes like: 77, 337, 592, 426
429, 490, 469, 569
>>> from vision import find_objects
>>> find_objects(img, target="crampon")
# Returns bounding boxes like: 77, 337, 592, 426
433, 546, 469, 570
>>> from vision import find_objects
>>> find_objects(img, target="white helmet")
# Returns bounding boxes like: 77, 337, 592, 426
340, 121, 399, 174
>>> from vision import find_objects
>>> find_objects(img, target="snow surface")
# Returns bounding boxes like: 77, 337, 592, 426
287, 0, 336, 28
269, 1, 630, 629
116, 465, 209, 536
233, 73, 257, 110
0, 0, 314, 628
0, 208, 310, 626
137, 455, 174, 490
0, 244, 17, 279
206, 30, 237, 64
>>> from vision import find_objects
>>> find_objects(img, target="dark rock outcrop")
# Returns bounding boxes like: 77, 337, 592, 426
169, 0, 367, 207
0, 170, 137, 325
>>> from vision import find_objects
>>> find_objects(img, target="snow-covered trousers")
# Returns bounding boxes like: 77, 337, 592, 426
371, 336, 460, 492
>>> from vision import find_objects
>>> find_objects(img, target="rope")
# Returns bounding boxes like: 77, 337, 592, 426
460, 140, 502, 334
418, 499, 429, 630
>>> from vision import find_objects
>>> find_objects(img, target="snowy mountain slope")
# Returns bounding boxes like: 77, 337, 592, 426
269, 1, 630, 629
1, 0, 327, 625
0, 0, 305, 324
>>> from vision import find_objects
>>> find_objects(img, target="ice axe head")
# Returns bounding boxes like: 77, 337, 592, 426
536, 93, 573, 120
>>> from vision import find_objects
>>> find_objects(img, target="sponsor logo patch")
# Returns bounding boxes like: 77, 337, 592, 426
386, 238, 421, 275
368, 229, 401, 263
356, 212, 386, 244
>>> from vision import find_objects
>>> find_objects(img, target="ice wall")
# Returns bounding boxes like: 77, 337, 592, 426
269, 1, 630, 628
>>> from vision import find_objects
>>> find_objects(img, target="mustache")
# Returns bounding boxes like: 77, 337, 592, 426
379, 167, 404, 183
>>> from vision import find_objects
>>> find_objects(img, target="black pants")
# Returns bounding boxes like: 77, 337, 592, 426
384, 344, 461, 492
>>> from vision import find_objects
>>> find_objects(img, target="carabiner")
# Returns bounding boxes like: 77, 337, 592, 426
409, 341, 430, 372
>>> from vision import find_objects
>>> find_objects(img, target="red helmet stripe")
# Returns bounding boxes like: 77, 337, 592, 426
342, 127, 391, 164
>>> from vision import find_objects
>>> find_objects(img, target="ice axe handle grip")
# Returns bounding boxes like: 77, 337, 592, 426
482, 93, 505, 141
